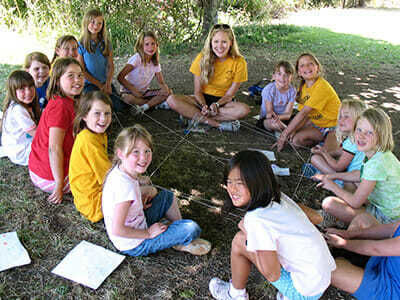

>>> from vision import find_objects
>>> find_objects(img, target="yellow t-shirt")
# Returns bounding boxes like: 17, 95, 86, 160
69, 129, 111, 222
189, 53, 248, 97
297, 77, 341, 128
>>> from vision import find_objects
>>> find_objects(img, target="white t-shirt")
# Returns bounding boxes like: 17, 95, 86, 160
102, 166, 147, 251
120, 53, 161, 94
0, 101, 36, 166
244, 193, 336, 297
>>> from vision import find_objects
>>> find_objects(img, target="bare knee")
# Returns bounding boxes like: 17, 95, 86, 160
322, 196, 337, 211
231, 231, 247, 255
349, 213, 378, 230
166, 94, 178, 109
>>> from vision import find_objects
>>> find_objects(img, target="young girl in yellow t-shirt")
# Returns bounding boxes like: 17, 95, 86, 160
276, 53, 341, 151
69, 91, 112, 222
167, 24, 250, 132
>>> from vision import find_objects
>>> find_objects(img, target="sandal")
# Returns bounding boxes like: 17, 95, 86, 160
173, 238, 211, 256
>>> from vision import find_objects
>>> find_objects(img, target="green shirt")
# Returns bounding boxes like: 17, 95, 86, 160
361, 151, 400, 219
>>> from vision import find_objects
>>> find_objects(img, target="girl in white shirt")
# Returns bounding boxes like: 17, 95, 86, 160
209, 150, 335, 300
0, 70, 40, 166
117, 31, 171, 113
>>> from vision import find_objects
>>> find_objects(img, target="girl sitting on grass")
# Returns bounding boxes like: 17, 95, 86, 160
209, 150, 335, 300
167, 24, 249, 132
102, 125, 211, 256
28, 58, 84, 204
316, 108, 400, 229
117, 31, 172, 113
0, 70, 41, 166
276, 53, 341, 151
69, 91, 112, 222
303, 99, 367, 191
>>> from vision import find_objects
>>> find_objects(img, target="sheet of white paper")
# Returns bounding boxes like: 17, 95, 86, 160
52, 240, 125, 289
0, 231, 31, 272
252, 115, 260, 120
271, 164, 290, 176
248, 148, 276, 161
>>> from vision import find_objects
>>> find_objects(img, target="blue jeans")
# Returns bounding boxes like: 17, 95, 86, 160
84, 83, 128, 112
271, 268, 323, 300
122, 190, 201, 256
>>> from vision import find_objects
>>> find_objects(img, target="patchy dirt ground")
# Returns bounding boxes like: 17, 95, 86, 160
1, 9, 400, 300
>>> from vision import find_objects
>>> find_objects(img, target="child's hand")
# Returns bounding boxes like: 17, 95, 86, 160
147, 222, 167, 238
209, 102, 219, 116
316, 177, 336, 192
274, 133, 287, 152
325, 233, 347, 248
326, 228, 349, 239
201, 104, 209, 116
48, 184, 63, 204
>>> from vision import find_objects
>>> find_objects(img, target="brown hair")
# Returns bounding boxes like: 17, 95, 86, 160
134, 31, 160, 66
73, 90, 112, 136
274, 60, 295, 75
47, 57, 82, 100
24, 52, 51, 69
295, 53, 323, 103
1, 70, 41, 131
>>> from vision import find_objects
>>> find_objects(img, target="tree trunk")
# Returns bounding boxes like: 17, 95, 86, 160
201, 0, 220, 38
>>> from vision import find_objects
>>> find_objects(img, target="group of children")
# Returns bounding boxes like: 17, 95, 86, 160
0, 7, 399, 300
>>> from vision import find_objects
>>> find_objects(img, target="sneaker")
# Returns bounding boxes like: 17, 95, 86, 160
276, 291, 290, 300
173, 238, 211, 255
209, 278, 249, 300
219, 120, 240, 132
301, 163, 319, 178
155, 101, 170, 110
317, 210, 346, 229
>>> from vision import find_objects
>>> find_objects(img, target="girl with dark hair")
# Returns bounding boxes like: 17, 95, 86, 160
209, 150, 335, 300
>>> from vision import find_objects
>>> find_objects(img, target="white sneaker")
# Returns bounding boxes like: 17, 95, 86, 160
155, 101, 170, 110
209, 278, 249, 300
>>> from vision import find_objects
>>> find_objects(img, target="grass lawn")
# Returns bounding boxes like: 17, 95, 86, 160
1, 13, 400, 299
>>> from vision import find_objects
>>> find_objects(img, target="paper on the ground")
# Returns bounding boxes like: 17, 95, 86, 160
252, 115, 260, 120
248, 148, 276, 161
271, 164, 290, 176
0, 231, 31, 272
52, 240, 125, 289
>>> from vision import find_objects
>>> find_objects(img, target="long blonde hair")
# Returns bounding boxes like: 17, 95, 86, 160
295, 52, 323, 103
200, 24, 242, 85
1, 70, 41, 131
134, 31, 160, 66
355, 108, 394, 153
79, 8, 111, 56
335, 99, 367, 143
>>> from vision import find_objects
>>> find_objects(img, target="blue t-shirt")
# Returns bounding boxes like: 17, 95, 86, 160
78, 40, 110, 84
260, 82, 296, 118
342, 137, 365, 172
36, 78, 49, 109
353, 224, 400, 300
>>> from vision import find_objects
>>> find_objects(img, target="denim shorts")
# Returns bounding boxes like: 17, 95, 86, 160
122, 189, 201, 256
271, 267, 323, 300
366, 204, 395, 224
